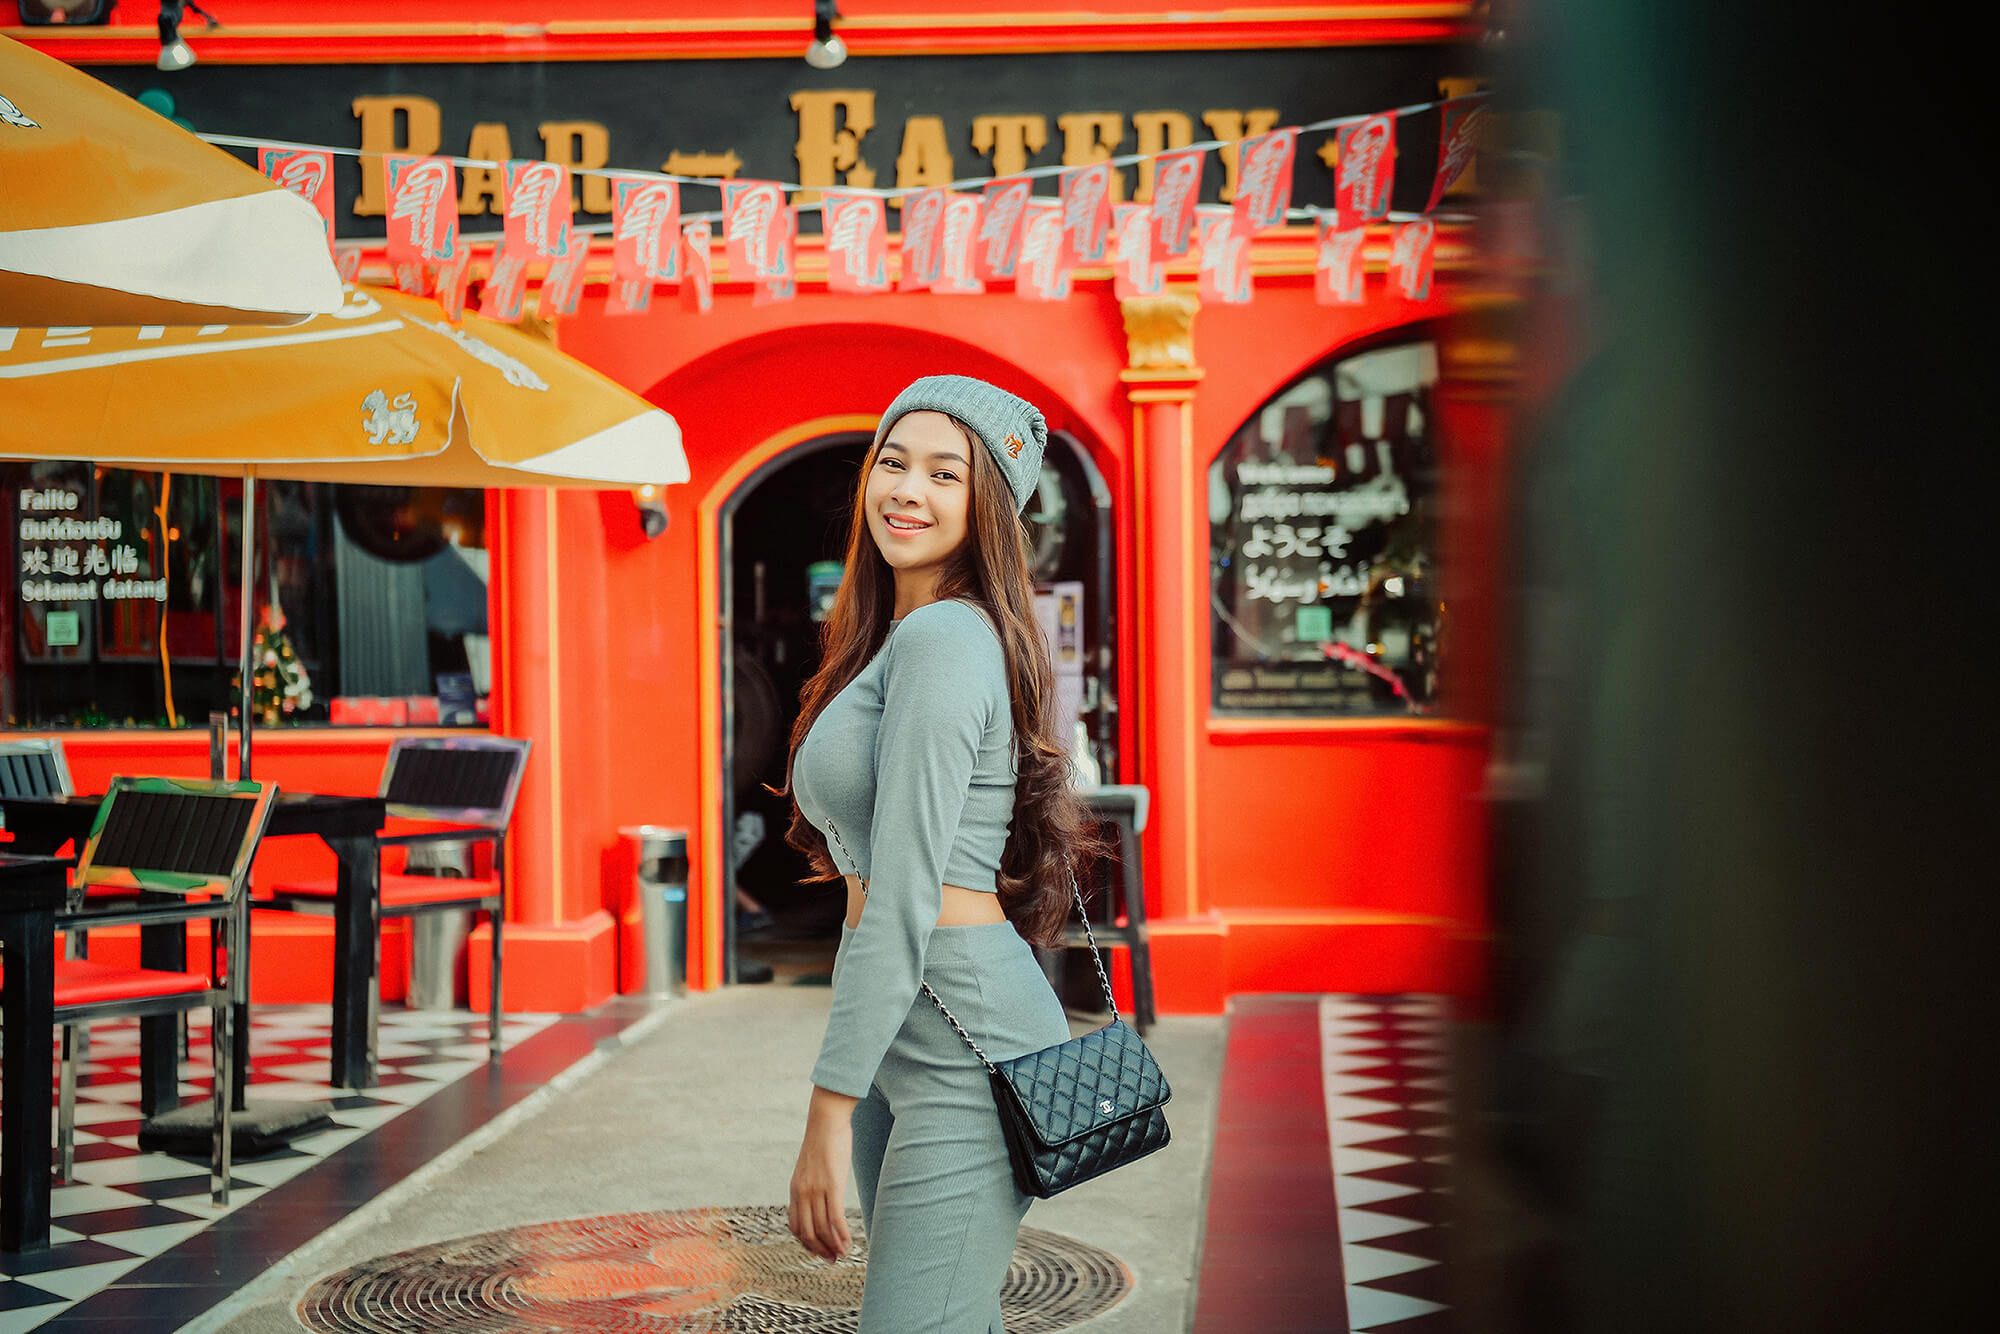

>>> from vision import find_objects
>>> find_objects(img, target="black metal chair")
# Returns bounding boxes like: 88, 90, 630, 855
1042, 784, 1159, 1034
0, 736, 71, 802
54, 775, 277, 1204
265, 735, 530, 1060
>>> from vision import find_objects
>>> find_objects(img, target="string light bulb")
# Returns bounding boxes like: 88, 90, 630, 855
155, 2, 210, 73
805, 0, 846, 70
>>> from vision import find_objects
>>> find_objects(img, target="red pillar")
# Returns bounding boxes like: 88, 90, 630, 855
477, 485, 618, 1011
489, 487, 559, 927
1120, 293, 1206, 924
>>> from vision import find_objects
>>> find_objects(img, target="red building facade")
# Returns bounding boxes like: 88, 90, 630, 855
5, 2, 1507, 1013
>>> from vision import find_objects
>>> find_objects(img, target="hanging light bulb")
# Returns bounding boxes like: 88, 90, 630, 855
805, 0, 847, 70
155, 1, 206, 73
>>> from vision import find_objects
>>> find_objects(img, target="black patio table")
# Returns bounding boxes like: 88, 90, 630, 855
0, 851, 69, 1251
0, 789, 390, 1100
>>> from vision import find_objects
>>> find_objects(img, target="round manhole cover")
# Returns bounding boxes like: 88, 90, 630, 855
297, 1206, 1132, 1332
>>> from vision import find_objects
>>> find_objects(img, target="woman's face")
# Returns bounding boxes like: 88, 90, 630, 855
863, 410, 973, 584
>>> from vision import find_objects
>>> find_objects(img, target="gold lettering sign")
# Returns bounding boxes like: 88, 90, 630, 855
893, 115, 954, 206
351, 94, 442, 217
790, 90, 877, 205
970, 115, 1046, 177
663, 151, 743, 178
461, 123, 511, 215
336, 86, 1337, 223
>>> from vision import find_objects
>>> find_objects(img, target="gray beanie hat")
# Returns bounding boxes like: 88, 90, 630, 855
873, 374, 1048, 512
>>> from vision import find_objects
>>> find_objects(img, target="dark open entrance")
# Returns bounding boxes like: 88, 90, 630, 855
719, 430, 1118, 984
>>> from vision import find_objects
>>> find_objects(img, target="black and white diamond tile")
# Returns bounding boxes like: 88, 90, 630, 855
0, 1006, 553, 1333
1321, 995, 1454, 1333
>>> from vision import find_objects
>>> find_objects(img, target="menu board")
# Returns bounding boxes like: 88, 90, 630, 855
1208, 343, 1441, 716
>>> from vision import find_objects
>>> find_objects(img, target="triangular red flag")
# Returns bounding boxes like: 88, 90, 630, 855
1230, 129, 1297, 238
1059, 162, 1114, 266
753, 205, 797, 305
974, 177, 1032, 283
604, 274, 653, 316
611, 177, 680, 283
1425, 99, 1485, 213
932, 193, 985, 295
681, 220, 714, 312
1387, 219, 1435, 300
537, 241, 589, 319
1314, 218, 1368, 305
384, 155, 459, 265
721, 180, 790, 282
1334, 114, 1397, 231
1150, 147, 1205, 260
897, 188, 948, 292
1017, 201, 1071, 302
434, 248, 473, 320
480, 244, 529, 321
392, 260, 431, 298
503, 160, 573, 260
1198, 206, 1252, 304
823, 191, 890, 293
1113, 202, 1162, 300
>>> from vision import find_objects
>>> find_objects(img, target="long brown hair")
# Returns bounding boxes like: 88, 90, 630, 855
774, 416, 1105, 947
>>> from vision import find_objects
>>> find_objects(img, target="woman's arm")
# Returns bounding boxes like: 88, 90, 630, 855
789, 1085, 858, 1260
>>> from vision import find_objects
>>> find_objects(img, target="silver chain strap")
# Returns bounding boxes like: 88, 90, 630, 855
824, 819, 1116, 1074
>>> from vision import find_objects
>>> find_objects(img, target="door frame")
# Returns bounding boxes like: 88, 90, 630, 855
714, 426, 872, 985
694, 417, 1121, 987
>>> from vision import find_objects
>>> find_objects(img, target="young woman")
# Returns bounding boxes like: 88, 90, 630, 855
781, 375, 1101, 1332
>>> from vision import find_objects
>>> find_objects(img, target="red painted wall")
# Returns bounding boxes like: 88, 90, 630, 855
7, 251, 1503, 1013
549, 248, 1497, 1011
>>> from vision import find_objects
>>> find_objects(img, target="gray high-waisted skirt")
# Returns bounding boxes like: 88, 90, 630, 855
832, 919, 1071, 1334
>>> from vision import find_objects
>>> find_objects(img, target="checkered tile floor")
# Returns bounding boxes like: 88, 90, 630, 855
0, 1006, 554, 1332
1321, 995, 1454, 1332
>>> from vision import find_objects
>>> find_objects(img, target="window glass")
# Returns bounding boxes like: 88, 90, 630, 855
1209, 340, 1443, 716
2, 464, 489, 730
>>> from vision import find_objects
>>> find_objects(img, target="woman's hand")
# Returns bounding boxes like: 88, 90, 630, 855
788, 1085, 858, 1261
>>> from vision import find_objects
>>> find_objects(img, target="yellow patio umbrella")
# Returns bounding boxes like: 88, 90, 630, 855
0, 284, 687, 484
0, 33, 343, 326
1, 283, 688, 770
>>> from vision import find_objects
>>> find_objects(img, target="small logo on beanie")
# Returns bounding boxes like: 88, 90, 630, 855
1005, 433, 1024, 459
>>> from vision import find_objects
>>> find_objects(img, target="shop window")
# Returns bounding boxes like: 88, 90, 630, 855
2, 463, 489, 730
1208, 340, 1443, 716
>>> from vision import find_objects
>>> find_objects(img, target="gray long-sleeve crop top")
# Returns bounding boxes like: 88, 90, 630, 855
791, 597, 1017, 1099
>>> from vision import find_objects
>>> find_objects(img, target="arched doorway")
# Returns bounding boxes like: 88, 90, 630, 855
717, 428, 1118, 984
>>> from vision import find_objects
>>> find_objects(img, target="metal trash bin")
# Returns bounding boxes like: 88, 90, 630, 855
404, 841, 473, 1010
622, 825, 688, 997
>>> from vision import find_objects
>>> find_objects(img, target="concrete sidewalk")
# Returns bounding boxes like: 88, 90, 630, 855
193, 985, 1225, 1333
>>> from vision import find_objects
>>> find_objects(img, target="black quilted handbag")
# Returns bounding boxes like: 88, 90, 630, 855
921, 880, 1172, 1198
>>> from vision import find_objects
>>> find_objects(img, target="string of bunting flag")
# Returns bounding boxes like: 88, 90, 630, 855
221, 92, 1486, 324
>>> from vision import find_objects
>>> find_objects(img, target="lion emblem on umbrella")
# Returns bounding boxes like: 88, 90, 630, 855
0, 95, 39, 129
361, 389, 421, 445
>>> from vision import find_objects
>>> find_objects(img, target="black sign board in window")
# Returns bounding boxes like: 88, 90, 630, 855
1209, 342, 1442, 717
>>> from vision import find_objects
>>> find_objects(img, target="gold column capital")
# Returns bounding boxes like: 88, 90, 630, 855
1120, 290, 1201, 374
1438, 292, 1525, 397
